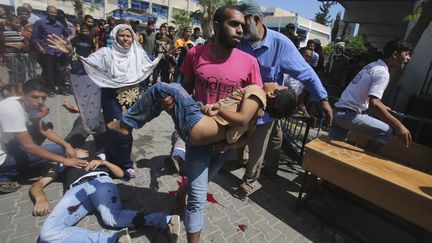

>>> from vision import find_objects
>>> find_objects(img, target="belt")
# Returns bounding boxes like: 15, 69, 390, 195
70, 173, 108, 189
335, 107, 366, 114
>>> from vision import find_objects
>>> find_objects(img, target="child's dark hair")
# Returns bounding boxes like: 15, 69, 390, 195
23, 79, 48, 94
266, 88, 297, 119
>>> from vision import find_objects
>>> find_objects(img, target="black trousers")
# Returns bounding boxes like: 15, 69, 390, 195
40, 54, 67, 91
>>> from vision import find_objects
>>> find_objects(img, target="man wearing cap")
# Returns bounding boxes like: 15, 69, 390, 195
235, 0, 332, 200
284, 23, 300, 49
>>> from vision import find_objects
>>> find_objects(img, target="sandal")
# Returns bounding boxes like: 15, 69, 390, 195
0, 181, 21, 194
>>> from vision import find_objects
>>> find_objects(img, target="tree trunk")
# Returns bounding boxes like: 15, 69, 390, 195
74, 0, 84, 24
406, 0, 432, 47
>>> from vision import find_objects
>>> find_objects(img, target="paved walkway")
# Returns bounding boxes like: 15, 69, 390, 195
0, 67, 421, 243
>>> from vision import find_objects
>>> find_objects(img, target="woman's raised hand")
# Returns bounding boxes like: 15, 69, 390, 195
47, 34, 72, 54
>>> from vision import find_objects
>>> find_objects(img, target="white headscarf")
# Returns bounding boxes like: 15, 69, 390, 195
329, 42, 346, 72
80, 24, 161, 88
71, 24, 161, 132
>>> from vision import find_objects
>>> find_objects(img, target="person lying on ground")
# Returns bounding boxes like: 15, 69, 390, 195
107, 81, 296, 151
30, 151, 181, 243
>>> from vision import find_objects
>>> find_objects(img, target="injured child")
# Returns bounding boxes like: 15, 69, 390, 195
108, 82, 296, 149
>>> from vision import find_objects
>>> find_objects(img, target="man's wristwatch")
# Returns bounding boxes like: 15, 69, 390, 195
320, 97, 329, 102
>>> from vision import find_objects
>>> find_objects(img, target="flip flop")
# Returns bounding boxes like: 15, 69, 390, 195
0, 181, 21, 194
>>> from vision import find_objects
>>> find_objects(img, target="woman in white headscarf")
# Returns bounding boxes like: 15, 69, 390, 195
48, 24, 161, 178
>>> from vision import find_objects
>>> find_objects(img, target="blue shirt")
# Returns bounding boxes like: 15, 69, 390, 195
238, 27, 327, 124
31, 18, 69, 56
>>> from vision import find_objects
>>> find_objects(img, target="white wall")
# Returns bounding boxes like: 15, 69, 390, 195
394, 23, 432, 111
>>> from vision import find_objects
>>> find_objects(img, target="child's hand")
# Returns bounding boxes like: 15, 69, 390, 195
201, 104, 220, 116
85, 160, 105, 171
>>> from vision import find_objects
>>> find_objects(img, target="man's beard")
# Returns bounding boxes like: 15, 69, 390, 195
243, 22, 260, 41
48, 16, 56, 23
218, 29, 237, 48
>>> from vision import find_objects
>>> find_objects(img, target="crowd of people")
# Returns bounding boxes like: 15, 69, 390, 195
0, 0, 413, 242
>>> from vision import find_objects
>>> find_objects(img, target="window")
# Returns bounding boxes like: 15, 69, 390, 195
118, 0, 128, 8
84, 0, 104, 7
131, 0, 149, 11
152, 3, 168, 21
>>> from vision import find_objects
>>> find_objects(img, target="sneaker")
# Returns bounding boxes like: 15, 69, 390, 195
232, 183, 253, 201
167, 215, 180, 243
126, 168, 136, 178
116, 228, 132, 243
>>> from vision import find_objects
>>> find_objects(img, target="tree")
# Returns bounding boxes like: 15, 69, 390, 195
405, 0, 432, 48
314, 2, 336, 26
171, 9, 193, 33
73, 0, 84, 24
194, 0, 237, 39
330, 11, 341, 42
64, 0, 101, 24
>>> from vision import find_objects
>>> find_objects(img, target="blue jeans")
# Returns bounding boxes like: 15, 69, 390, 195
329, 109, 393, 147
184, 144, 231, 233
0, 144, 64, 182
101, 88, 134, 172
122, 82, 202, 143
40, 175, 170, 243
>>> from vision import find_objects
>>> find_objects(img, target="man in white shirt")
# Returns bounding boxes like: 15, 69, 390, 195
0, 79, 87, 193
330, 39, 412, 151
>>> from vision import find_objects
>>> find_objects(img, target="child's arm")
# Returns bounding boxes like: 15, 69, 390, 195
85, 160, 125, 178
214, 96, 263, 127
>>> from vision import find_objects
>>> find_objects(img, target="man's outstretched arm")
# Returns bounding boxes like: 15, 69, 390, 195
15, 131, 88, 168
369, 96, 412, 147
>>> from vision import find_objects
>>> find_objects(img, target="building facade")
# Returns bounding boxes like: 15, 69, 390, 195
1, 0, 200, 27
261, 6, 331, 47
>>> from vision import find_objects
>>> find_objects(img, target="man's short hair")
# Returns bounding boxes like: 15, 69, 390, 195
307, 39, 315, 45
286, 23, 295, 30
46, 5, 56, 12
147, 20, 155, 25
23, 79, 48, 94
213, 5, 242, 24
84, 15, 93, 21
160, 23, 167, 29
183, 26, 192, 32
266, 88, 297, 119
193, 27, 200, 32
168, 26, 175, 31
383, 39, 411, 57
17, 6, 30, 14
299, 47, 313, 55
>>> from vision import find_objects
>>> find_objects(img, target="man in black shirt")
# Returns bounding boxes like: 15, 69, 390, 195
30, 152, 180, 243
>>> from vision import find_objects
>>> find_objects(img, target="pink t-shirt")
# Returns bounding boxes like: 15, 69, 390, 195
180, 43, 263, 104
